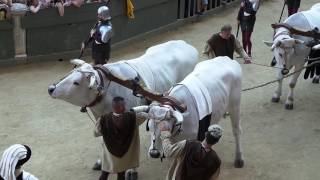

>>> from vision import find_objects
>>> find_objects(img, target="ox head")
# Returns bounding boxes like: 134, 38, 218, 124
264, 38, 307, 75
48, 59, 103, 107
135, 103, 184, 158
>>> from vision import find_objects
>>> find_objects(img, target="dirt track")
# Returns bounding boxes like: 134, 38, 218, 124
1, 0, 320, 179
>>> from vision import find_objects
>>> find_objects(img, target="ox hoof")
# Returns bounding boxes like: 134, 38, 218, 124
126, 171, 138, 180
234, 159, 244, 168
271, 97, 280, 103
92, 161, 101, 171
312, 78, 319, 84
285, 104, 293, 110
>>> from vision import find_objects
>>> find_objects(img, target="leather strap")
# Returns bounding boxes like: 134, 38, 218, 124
159, 96, 187, 112
93, 65, 187, 112
93, 65, 164, 101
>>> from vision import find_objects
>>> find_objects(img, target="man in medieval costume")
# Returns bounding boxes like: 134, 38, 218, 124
159, 124, 223, 180
0, 144, 38, 180
94, 96, 149, 180
81, 5, 112, 65
286, 0, 301, 16
203, 24, 252, 64
237, 0, 260, 57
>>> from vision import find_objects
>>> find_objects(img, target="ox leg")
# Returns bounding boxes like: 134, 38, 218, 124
285, 67, 302, 110
272, 70, 283, 103
312, 75, 320, 84
229, 106, 244, 168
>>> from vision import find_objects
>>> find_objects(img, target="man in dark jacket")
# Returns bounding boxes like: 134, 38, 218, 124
159, 124, 223, 180
203, 24, 251, 63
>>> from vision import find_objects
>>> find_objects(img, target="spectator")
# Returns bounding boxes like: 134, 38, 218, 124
63, 0, 83, 8
27, 0, 64, 16
196, 0, 207, 15
0, 0, 12, 20
0, 144, 38, 180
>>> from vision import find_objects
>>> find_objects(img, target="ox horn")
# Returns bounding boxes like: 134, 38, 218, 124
294, 39, 305, 45
131, 106, 150, 113
70, 59, 86, 66
172, 111, 183, 124
89, 75, 96, 89
312, 44, 320, 50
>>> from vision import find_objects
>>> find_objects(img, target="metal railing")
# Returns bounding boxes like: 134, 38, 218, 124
178, 0, 236, 19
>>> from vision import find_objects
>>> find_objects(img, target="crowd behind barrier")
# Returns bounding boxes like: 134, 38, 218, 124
0, 0, 238, 65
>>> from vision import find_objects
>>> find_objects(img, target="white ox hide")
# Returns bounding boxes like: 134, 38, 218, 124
136, 57, 244, 168
264, 3, 320, 109
48, 40, 198, 118
48, 40, 198, 172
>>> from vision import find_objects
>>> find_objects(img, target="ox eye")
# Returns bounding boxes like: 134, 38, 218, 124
73, 82, 80, 86
279, 53, 283, 58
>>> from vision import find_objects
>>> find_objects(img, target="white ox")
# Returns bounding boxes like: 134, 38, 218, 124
264, 3, 320, 109
135, 57, 244, 168
48, 40, 198, 172
48, 40, 198, 118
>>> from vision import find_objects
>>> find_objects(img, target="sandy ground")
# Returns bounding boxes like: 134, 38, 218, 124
1, 0, 320, 179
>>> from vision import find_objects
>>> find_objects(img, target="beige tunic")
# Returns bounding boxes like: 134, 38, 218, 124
161, 132, 220, 180
94, 112, 148, 173
203, 36, 249, 60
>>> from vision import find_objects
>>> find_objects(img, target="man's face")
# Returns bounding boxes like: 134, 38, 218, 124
112, 102, 126, 114
221, 30, 232, 39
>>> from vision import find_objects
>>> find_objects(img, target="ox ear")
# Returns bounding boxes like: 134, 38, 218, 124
71, 59, 85, 66
172, 111, 183, 124
263, 40, 274, 47
312, 44, 320, 50
294, 39, 305, 46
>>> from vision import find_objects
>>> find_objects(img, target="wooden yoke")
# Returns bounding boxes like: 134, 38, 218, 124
94, 65, 187, 112
271, 23, 320, 40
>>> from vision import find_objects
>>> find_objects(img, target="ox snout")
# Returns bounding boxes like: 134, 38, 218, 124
281, 68, 289, 75
48, 85, 56, 95
149, 148, 161, 158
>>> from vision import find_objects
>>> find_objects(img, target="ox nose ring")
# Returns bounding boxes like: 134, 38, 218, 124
281, 68, 289, 75
48, 85, 56, 95
149, 148, 161, 158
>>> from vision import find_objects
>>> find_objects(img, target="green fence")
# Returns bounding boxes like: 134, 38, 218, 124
0, 20, 14, 60
0, 0, 237, 64
21, 0, 177, 56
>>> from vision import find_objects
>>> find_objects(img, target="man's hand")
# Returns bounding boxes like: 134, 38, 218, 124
240, 2, 244, 7
90, 29, 96, 37
80, 42, 85, 52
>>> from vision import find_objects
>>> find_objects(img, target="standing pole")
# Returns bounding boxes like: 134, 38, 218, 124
236, 23, 240, 38
278, 1, 286, 23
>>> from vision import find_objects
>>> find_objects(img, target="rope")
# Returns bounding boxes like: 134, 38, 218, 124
242, 60, 320, 92
249, 62, 282, 69
86, 110, 96, 125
